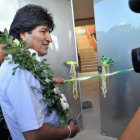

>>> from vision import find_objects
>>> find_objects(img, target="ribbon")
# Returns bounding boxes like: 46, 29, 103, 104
64, 57, 134, 98
101, 56, 114, 98
65, 68, 134, 82
65, 61, 79, 99
65, 61, 77, 65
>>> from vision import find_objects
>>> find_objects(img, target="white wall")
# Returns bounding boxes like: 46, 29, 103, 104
0, 0, 18, 31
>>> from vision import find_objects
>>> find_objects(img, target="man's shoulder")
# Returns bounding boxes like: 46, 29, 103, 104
0, 60, 36, 91
0, 60, 18, 76
0, 60, 18, 88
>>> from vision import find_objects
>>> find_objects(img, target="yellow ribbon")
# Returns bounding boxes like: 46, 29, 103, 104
72, 64, 79, 99
101, 62, 108, 98
65, 61, 77, 65
65, 61, 78, 100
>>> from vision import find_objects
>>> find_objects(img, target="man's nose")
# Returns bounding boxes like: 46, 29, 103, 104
46, 32, 52, 43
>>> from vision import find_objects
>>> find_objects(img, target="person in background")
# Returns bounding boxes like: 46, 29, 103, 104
0, 4, 78, 140
0, 31, 7, 65
0, 34, 11, 140
119, 107, 140, 140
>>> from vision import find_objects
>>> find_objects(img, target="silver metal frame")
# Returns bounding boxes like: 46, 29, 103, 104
71, 0, 83, 131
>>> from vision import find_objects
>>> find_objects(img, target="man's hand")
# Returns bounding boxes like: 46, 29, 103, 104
23, 122, 78, 140
68, 120, 78, 138
52, 77, 65, 84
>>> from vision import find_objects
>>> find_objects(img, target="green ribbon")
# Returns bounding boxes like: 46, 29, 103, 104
65, 68, 134, 83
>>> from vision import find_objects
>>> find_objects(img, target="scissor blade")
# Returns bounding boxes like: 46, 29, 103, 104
76, 112, 82, 121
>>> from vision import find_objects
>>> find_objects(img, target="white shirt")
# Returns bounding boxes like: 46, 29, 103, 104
0, 58, 59, 140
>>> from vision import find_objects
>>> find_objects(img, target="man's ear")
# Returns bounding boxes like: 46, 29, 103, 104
20, 32, 28, 42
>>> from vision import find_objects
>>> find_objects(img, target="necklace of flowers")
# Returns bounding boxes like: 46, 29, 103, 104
0, 29, 69, 123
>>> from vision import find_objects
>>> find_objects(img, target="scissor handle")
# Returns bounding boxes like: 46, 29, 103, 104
68, 119, 77, 125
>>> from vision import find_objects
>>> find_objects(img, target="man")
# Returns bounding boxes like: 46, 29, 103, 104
0, 4, 78, 140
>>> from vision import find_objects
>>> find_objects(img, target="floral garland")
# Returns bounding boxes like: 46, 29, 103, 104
0, 29, 69, 123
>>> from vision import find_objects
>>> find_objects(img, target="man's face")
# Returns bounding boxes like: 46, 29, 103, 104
21, 25, 52, 56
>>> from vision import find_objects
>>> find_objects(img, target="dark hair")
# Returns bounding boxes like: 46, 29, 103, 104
9, 4, 55, 40
0, 31, 3, 36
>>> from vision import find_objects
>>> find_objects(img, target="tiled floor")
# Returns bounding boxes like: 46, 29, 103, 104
71, 72, 117, 140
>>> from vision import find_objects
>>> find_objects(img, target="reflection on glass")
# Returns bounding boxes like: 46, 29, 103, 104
50, 34, 59, 52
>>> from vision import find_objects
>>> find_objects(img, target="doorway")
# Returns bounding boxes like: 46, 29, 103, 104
75, 25, 98, 73
72, 0, 117, 140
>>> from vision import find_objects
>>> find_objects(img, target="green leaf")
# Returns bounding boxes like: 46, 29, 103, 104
9, 36, 14, 44
30, 86, 35, 90
8, 60, 13, 64
32, 53, 36, 57
40, 72, 48, 78
12, 71, 16, 75
48, 75, 53, 80
42, 58, 47, 62
24, 44, 29, 50
4, 56, 10, 60
12, 66, 19, 71
51, 99, 55, 104
4, 28, 8, 38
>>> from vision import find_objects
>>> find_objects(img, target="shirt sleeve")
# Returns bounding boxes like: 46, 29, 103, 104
6, 67, 45, 132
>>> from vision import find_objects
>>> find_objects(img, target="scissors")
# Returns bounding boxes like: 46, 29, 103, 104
68, 112, 82, 125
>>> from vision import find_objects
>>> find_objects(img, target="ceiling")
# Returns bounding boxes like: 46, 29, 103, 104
73, 0, 94, 26
73, 0, 103, 26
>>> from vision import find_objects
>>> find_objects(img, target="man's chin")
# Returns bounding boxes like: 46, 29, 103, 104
38, 51, 48, 56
